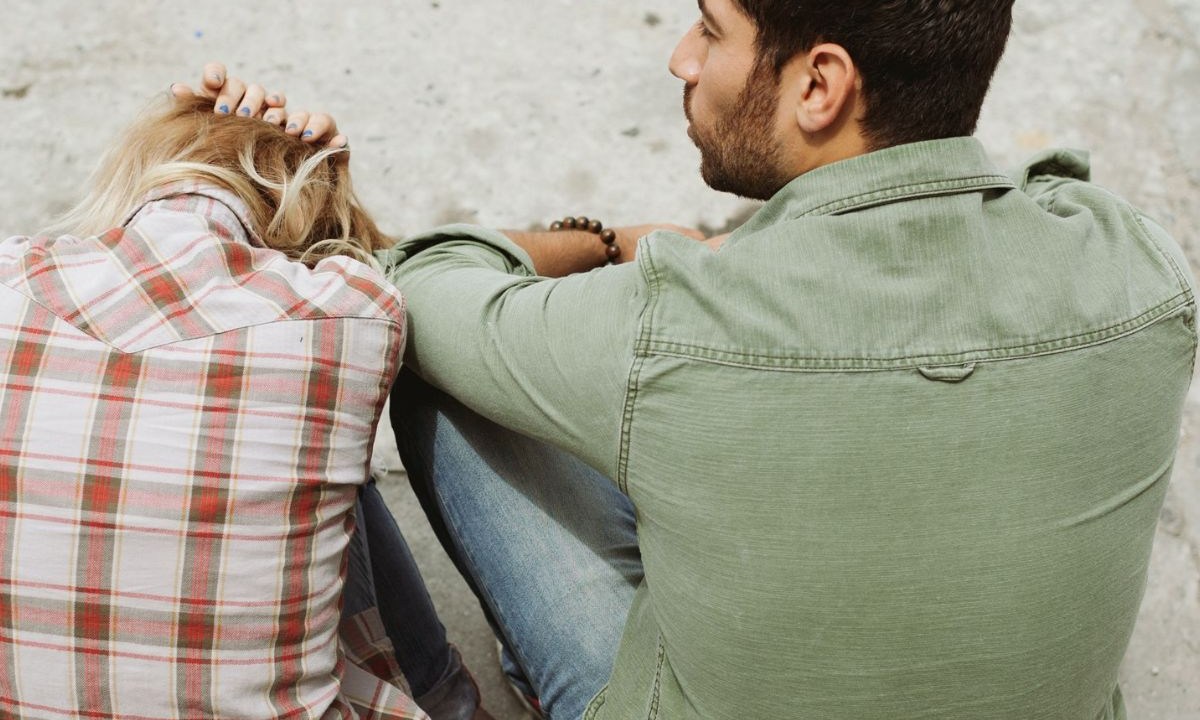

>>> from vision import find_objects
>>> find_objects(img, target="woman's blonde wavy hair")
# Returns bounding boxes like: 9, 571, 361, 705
47, 94, 391, 266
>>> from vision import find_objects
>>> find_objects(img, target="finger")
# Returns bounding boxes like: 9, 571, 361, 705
299, 112, 338, 144
170, 83, 194, 99
668, 224, 706, 241
327, 134, 351, 163
199, 62, 226, 99
213, 76, 246, 116
328, 136, 351, 165
262, 106, 288, 127
284, 111, 310, 137
705, 233, 730, 251
236, 84, 267, 118
265, 90, 287, 109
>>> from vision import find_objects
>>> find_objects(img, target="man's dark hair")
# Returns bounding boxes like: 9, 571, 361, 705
732, 0, 1015, 149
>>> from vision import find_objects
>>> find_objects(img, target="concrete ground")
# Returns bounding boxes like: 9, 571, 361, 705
2, 1, 1197, 717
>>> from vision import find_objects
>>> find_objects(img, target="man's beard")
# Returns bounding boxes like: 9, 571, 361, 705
684, 64, 792, 201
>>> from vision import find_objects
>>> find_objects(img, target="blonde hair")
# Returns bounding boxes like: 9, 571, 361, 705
47, 94, 392, 267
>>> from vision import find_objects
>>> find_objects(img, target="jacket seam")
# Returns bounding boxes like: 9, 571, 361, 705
1133, 212, 1193, 299
582, 686, 607, 720
1042, 180, 1192, 304
641, 294, 1192, 371
618, 246, 662, 495
648, 634, 667, 720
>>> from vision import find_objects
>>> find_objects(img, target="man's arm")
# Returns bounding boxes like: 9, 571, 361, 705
503, 222, 708, 277
381, 225, 659, 479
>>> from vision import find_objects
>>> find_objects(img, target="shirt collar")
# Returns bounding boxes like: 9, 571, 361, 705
123, 181, 268, 248
731, 137, 1017, 239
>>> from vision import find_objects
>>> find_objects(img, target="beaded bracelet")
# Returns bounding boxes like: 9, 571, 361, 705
549, 215, 620, 264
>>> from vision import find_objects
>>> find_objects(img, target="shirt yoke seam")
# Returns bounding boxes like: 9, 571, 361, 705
0, 285, 404, 355
641, 292, 1192, 371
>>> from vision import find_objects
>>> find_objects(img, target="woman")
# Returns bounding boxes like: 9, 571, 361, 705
0, 90, 489, 719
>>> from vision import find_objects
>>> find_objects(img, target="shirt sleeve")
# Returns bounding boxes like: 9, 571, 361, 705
377, 224, 647, 480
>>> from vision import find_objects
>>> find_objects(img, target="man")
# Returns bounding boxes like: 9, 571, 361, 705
384, 0, 1197, 717
203, 1, 1194, 718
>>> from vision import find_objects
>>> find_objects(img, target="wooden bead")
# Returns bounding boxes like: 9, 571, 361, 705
549, 214, 610, 237
605, 244, 621, 260
600, 229, 617, 244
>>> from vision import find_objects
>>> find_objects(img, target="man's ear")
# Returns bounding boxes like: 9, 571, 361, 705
789, 43, 859, 134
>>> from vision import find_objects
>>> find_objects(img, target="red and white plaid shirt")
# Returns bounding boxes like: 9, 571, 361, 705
0, 184, 426, 719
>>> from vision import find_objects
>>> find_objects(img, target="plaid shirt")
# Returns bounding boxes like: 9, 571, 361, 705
0, 185, 427, 720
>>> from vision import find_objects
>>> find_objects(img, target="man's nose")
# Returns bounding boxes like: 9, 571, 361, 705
669, 28, 704, 84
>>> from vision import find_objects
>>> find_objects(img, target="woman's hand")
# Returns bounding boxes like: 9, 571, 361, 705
171, 62, 348, 149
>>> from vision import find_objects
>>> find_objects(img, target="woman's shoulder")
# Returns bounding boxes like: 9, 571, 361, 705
0, 187, 405, 356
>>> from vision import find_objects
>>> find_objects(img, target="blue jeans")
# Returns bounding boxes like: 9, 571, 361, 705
390, 370, 643, 720
343, 481, 461, 699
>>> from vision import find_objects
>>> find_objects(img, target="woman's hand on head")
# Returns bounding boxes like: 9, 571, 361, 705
171, 62, 349, 150
170, 63, 282, 118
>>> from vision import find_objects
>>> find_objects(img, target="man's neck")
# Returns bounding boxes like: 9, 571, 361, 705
791, 127, 873, 178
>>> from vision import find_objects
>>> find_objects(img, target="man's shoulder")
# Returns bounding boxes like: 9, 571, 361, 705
1011, 147, 1194, 302
631, 145, 1195, 366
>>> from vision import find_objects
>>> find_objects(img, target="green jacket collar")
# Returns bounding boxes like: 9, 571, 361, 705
733, 137, 1016, 239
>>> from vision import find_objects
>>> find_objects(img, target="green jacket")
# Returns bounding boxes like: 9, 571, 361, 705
380, 138, 1196, 719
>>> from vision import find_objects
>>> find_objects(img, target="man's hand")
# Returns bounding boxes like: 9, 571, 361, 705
609, 224, 709, 263
170, 62, 348, 149
703, 233, 730, 252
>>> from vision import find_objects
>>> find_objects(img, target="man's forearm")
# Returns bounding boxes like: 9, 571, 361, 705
504, 223, 713, 278
501, 229, 616, 278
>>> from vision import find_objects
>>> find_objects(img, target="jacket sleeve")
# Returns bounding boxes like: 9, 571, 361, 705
377, 224, 647, 480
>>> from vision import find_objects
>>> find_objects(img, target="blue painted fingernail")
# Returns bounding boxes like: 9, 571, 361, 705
218, 104, 230, 114
239, 106, 251, 116
302, 130, 314, 138
211, 73, 222, 82
287, 123, 298, 131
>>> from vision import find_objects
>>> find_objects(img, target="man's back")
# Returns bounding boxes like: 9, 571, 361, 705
387, 138, 1195, 719
595, 139, 1194, 719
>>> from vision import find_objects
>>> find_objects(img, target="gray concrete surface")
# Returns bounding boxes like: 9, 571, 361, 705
2, 1, 1197, 717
